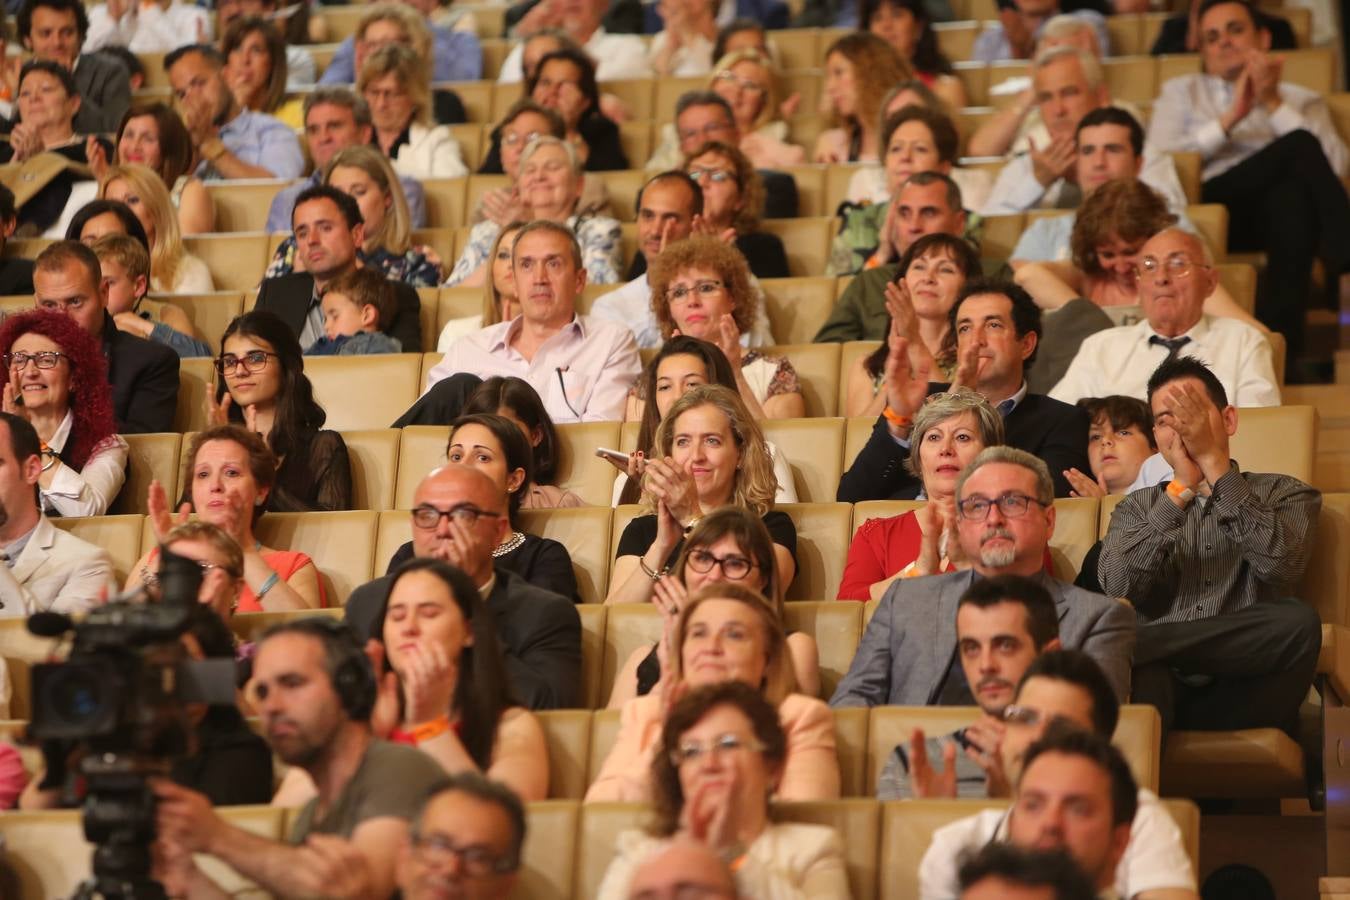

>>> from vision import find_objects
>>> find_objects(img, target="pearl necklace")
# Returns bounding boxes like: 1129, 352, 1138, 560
493, 532, 526, 557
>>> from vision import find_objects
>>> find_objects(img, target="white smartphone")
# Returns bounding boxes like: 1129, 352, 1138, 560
594, 447, 632, 466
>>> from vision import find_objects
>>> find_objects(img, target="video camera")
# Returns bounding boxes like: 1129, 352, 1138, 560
26, 547, 237, 900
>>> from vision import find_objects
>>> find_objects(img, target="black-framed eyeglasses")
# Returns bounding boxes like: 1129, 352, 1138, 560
670, 732, 766, 766
5, 350, 66, 370
411, 834, 518, 876
215, 350, 278, 375
665, 279, 725, 303
956, 492, 1046, 521
684, 548, 757, 580
411, 503, 503, 530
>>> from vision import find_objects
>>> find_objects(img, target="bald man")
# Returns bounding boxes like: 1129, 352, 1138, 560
344, 465, 581, 709
627, 839, 739, 900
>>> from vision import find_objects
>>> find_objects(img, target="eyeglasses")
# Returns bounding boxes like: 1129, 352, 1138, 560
190, 558, 243, 580
686, 167, 734, 185
1134, 254, 1205, 281
412, 834, 517, 876
411, 503, 502, 530
678, 122, 734, 144
215, 350, 277, 375
5, 350, 66, 370
713, 70, 766, 95
501, 129, 541, 147
956, 492, 1046, 521
666, 279, 725, 303
685, 548, 757, 580
670, 733, 766, 766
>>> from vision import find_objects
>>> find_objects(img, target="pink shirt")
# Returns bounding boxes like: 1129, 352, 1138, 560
425, 314, 641, 423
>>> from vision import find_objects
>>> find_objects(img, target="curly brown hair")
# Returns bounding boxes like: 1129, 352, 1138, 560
681, 140, 763, 234
648, 235, 758, 341
1070, 178, 1176, 277
648, 679, 788, 837
823, 32, 913, 146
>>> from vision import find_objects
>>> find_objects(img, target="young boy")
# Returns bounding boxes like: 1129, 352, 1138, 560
92, 234, 211, 357
306, 268, 403, 355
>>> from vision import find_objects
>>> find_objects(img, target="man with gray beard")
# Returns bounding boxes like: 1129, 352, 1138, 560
830, 446, 1135, 709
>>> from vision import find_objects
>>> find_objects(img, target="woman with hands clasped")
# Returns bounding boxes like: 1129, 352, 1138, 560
125, 425, 325, 611
681, 142, 788, 279
597, 683, 850, 899
605, 384, 796, 606
607, 508, 820, 707
0, 310, 128, 517
588, 584, 839, 805
838, 388, 1009, 601
207, 311, 352, 512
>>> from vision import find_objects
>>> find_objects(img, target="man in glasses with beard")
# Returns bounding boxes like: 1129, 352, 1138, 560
831, 446, 1135, 715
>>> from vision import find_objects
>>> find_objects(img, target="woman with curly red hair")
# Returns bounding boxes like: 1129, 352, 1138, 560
0, 310, 127, 516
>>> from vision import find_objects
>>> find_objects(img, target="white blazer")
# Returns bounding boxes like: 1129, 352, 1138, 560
390, 123, 469, 180
0, 516, 116, 618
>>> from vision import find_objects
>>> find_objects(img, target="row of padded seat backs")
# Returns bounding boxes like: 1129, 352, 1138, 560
0, 794, 1200, 900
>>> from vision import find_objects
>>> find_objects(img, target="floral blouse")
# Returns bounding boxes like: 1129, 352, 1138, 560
445, 213, 623, 287
264, 239, 445, 287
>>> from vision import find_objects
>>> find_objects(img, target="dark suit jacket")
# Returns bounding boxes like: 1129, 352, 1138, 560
836, 383, 1090, 501
830, 569, 1135, 707
73, 52, 131, 134
642, 0, 788, 30
344, 567, 582, 710
101, 313, 180, 434
254, 272, 422, 353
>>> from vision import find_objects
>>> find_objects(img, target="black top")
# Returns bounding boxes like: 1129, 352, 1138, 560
269, 429, 353, 512
432, 88, 467, 125
735, 232, 790, 279
254, 272, 422, 357
100, 311, 181, 434
0, 137, 112, 234
171, 706, 274, 806
615, 509, 799, 573
386, 532, 580, 604
479, 109, 629, 173
0, 258, 34, 296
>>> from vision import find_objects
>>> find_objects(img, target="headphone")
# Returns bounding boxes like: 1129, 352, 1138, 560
280, 617, 377, 722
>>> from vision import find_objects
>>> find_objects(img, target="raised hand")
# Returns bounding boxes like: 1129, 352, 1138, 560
482, 187, 525, 227
1246, 49, 1283, 109
689, 214, 737, 244
1165, 381, 1228, 474
1, 383, 24, 418
651, 570, 687, 620
643, 458, 702, 525
1222, 67, 1256, 133
9, 122, 43, 163
908, 728, 958, 798
400, 641, 458, 726
870, 200, 902, 267
948, 335, 988, 390
86, 136, 110, 182
147, 479, 191, 543
711, 313, 743, 369
364, 640, 400, 739
1064, 466, 1108, 498
205, 389, 232, 427
941, 496, 970, 570
242, 403, 260, 436
913, 500, 946, 577
882, 333, 932, 435
962, 719, 1010, 796
1028, 134, 1077, 188
297, 835, 374, 900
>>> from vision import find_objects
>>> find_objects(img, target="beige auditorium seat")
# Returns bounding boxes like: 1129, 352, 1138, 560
155, 292, 244, 354
183, 234, 272, 292
777, 799, 881, 900
577, 604, 607, 710
784, 165, 826, 218
1102, 56, 1159, 106
598, 603, 662, 706
519, 508, 614, 604
979, 213, 1028, 261
342, 429, 400, 511
773, 28, 821, 71
175, 357, 215, 433
575, 802, 648, 897
1230, 405, 1318, 484
465, 174, 512, 225
833, 707, 869, 796
609, 503, 645, 567
652, 75, 705, 126
878, 796, 1200, 900
781, 503, 853, 601
418, 178, 469, 229
762, 417, 845, 503
1183, 203, 1229, 258
536, 710, 593, 800
1214, 262, 1257, 313
112, 432, 181, 516
395, 425, 447, 508
555, 422, 623, 506
598, 170, 647, 222
761, 217, 835, 279
837, 341, 883, 414
619, 120, 654, 167
375, 509, 413, 574
823, 162, 863, 220
228, 607, 344, 645
438, 285, 488, 336
456, 80, 497, 124
305, 354, 422, 431
785, 601, 862, 699
764, 343, 841, 417
416, 287, 440, 352
0, 806, 287, 900
448, 124, 485, 171
587, 709, 623, 789
1172, 152, 1202, 205
517, 801, 580, 899
761, 277, 838, 346
206, 180, 288, 233
52, 514, 146, 587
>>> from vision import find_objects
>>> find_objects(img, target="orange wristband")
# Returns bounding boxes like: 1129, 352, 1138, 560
1165, 479, 1196, 503
409, 714, 451, 744
882, 406, 912, 429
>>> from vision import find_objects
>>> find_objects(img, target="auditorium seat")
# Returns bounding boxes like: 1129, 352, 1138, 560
577, 604, 606, 709
174, 357, 215, 434
519, 801, 580, 899
761, 216, 836, 279
762, 417, 845, 503
780, 502, 853, 601
519, 508, 614, 604
1172, 151, 1201, 205
1156, 45, 1335, 95
206, 180, 288, 233
1228, 405, 1318, 484
587, 709, 623, 789
305, 354, 421, 431
597, 170, 648, 222
448, 123, 484, 171
837, 341, 882, 414
1046, 496, 1100, 582
228, 607, 344, 646
536, 710, 593, 800
52, 514, 147, 587
554, 422, 625, 506
374, 509, 411, 576
760, 277, 838, 346
416, 287, 439, 351
933, 21, 979, 63
420, 178, 469, 230
833, 706, 870, 796
341, 429, 400, 511
764, 343, 841, 417
112, 432, 181, 516
979, 213, 1027, 261
182, 234, 271, 293
773, 28, 822, 71
393, 425, 445, 509
154, 291, 245, 355
575, 801, 646, 897
780, 799, 881, 900
597, 603, 661, 707
784, 165, 827, 218
437, 286, 487, 336
451, 79, 495, 123
824, 161, 865, 218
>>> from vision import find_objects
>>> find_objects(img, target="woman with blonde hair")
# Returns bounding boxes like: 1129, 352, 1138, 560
264, 144, 443, 286
91, 103, 214, 234
708, 49, 804, 168
815, 32, 912, 164
99, 163, 214, 293
587, 584, 840, 804
359, 44, 468, 179
436, 221, 526, 350
606, 384, 796, 605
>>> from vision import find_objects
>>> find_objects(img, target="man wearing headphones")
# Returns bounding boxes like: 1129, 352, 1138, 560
152, 618, 450, 899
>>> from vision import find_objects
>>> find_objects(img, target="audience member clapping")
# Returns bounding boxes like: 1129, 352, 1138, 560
89, 102, 214, 235
594, 679, 846, 890
607, 384, 797, 604
462, 376, 585, 509
99, 163, 215, 293
359, 44, 469, 180
210, 311, 352, 509
1066, 396, 1157, 498
84, 0, 212, 55
608, 507, 821, 707
681, 143, 788, 280
838, 389, 1006, 600
127, 424, 327, 610
648, 0, 718, 78
474, 101, 568, 220
0, 309, 128, 517
498, 0, 651, 84
814, 32, 912, 164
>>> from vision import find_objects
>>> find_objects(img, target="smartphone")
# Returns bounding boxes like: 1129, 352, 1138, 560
594, 447, 632, 466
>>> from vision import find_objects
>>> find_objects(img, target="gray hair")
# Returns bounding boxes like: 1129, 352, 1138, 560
904, 388, 1005, 479
1032, 45, 1103, 91
511, 219, 583, 269
1041, 14, 1101, 52
518, 133, 583, 178
955, 445, 1054, 507
303, 87, 372, 129
1151, 226, 1215, 266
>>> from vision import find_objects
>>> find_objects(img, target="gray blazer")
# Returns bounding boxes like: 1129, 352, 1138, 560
829, 570, 1136, 707
72, 52, 131, 134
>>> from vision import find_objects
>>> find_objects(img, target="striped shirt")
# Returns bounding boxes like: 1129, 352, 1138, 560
1097, 465, 1320, 625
